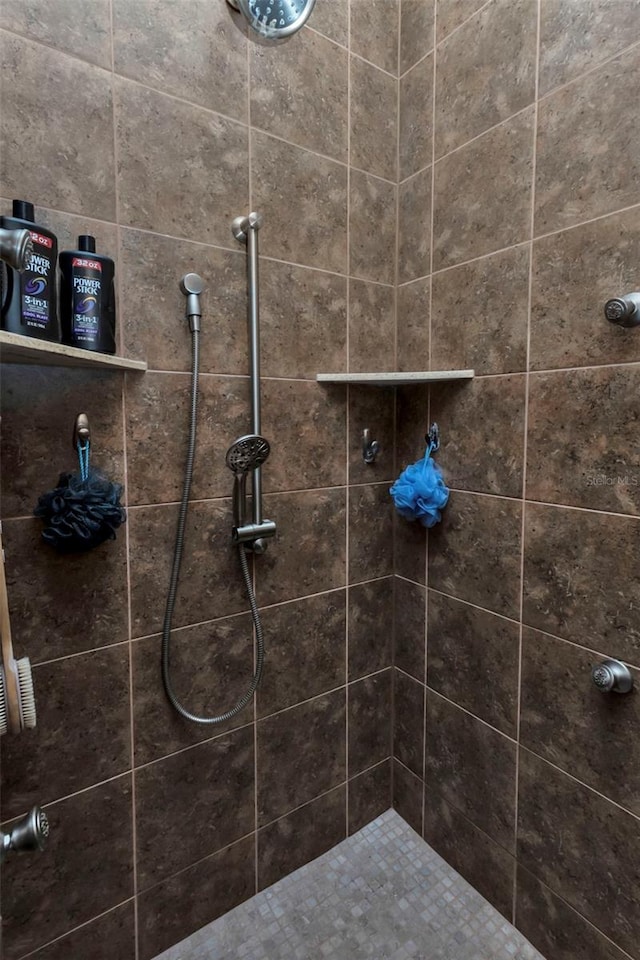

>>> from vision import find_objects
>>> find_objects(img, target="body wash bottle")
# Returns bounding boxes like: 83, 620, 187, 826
59, 235, 116, 354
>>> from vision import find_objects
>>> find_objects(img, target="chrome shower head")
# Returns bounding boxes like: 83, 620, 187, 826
226, 434, 271, 474
227, 0, 316, 39
0, 227, 33, 272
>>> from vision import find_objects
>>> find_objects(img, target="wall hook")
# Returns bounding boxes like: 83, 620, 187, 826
362, 428, 380, 465
72, 413, 90, 451
426, 422, 440, 452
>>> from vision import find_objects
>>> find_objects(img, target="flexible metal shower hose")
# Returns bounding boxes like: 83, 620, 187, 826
161, 325, 265, 724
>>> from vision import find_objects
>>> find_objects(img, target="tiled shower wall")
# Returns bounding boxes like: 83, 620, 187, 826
0, 2, 401, 957
391, 3, 640, 960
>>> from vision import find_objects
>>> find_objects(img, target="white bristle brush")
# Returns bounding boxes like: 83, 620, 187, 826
0, 525, 37, 735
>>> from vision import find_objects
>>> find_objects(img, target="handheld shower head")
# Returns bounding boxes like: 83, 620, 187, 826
226, 434, 271, 474
227, 0, 316, 39
0, 227, 33, 272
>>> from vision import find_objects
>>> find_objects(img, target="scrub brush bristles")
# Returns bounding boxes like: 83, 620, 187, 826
16, 658, 36, 729
0, 666, 8, 736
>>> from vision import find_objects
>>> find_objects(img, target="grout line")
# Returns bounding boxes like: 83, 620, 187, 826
513, 0, 540, 922
306, 22, 399, 81
16, 898, 137, 960
345, 0, 352, 835
108, 1, 139, 953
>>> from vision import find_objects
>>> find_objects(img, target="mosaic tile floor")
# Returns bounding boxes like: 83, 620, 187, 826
155, 810, 545, 960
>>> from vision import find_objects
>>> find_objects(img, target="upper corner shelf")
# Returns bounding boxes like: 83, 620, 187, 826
316, 370, 474, 387
0, 331, 147, 372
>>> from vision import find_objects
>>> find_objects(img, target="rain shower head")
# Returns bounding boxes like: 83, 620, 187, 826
226, 434, 271, 474
227, 0, 316, 39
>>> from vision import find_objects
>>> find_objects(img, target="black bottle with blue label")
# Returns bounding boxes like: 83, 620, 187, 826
59, 235, 116, 354
0, 199, 60, 341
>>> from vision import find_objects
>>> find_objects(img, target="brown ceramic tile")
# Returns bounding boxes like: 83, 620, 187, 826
262, 379, 347, 492
397, 278, 430, 372
516, 865, 632, 960
433, 107, 534, 270
400, 0, 435, 74
131, 615, 254, 767
430, 375, 526, 497
398, 167, 432, 283
115, 77, 248, 246
427, 591, 519, 737
0, 0, 111, 68
436, 0, 488, 42
310, 0, 349, 45
258, 785, 347, 889
1, 645, 130, 819
428, 491, 522, 619
0, 364, 124, 520
521, 627, 640, 816
259, 488, 347, 606
24, 903, 136, 960
348, 280, 396, 372
126, 373, 249, 505
435, 0, 536, 158
349, 483, 394, 582
351, 57, 398, 181
394, 511, 427, 584
128, 499, 248, 639
424, 790, 515, 920
431, 245, 530, 375
137, 835, 255, 960
348, 760, 392, 833
535, 46, 640, 236
135, 725, 254, 889
530, 207, 640, 371
1, 776, 133, 960
517, 749, 640, 958
395, 383, 430, 474
0, 34, 116, 220
348, 669, 392, 775
260, 259, 347, 379
426, 690, 517, 850
527, 367, 640, 515
348, 386, 396, 484
539, 0, 640, 97
114, 0, 247, 121
348, 577, 394, 680
400, 53, 433, 180
392, 759, 424, 834
350, 0, 400, 75
2, 516, 128, 662
119, 228, 247, 373
394, 577, 426, 680
256, 591, 347, 718
393, 669, 425, 777
523, 502, 640, 667
349, 172, 397, 284
252, 131, 347, 274
257, 689, 346, 824
251, 28, 348, 160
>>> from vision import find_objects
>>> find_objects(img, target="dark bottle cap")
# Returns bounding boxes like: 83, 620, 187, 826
78, 235, 96, 253
12, 200, 35, 222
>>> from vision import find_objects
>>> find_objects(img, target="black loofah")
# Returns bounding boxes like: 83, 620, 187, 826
34, 469, 126, 553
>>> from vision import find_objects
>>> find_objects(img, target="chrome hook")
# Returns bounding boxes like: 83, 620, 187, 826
426, 422, 440, 452
362, 429, 380, 465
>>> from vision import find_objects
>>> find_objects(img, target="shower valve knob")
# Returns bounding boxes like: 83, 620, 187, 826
604, 292, 640, 327
591, 659, 634, 694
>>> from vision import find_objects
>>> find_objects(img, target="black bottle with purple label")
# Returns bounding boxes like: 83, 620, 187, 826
0, 199, 60, 341
59, 235, 116, 354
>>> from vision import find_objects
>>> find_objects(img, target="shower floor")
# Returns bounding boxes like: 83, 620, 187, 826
155, 809, 545, 960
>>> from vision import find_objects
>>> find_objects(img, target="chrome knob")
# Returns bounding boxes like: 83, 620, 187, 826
1, 806, 50, 863
591, 658, 634, 694
0, 227, 33, 271
604, 292, 640, 328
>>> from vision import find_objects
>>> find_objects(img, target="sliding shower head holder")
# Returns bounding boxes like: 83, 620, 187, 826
226, 435, 276, 550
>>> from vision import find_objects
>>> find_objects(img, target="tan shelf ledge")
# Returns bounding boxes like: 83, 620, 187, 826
0, 331, 147, 372
316, 370, 474, 386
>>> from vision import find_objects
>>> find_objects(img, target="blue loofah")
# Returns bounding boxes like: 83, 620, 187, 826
389, 445, 449, 528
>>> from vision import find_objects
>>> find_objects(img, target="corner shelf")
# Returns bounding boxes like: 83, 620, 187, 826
0, 331, 147, 372
316, 370, 474, 386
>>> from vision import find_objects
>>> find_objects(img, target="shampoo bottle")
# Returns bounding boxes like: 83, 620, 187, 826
0, 200, 60, 341
59, 235, 116, 354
